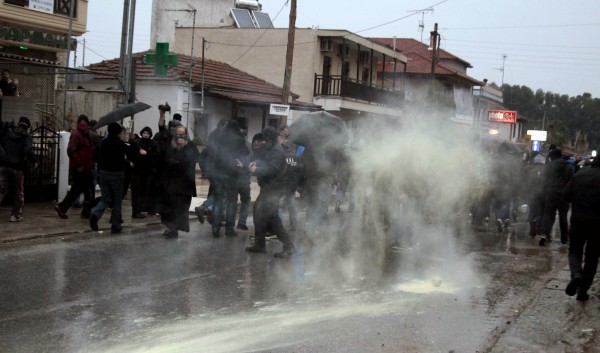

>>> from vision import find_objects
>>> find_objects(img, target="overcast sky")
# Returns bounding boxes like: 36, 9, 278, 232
78, 0, 600, 98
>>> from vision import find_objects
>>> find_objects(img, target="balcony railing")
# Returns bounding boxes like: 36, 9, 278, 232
314, 74, 403, 107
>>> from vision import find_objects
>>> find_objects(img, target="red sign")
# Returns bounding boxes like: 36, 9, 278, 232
488, 110, 517, 124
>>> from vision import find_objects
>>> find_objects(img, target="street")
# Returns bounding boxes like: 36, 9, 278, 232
2, 210, 597, 353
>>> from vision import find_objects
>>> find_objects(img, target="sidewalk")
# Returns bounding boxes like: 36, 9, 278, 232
0, 177, 262, 243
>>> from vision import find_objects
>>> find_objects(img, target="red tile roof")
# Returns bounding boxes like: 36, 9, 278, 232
370, 37, 481, 86
86, 51, 319, 109
370, 37, 472, 67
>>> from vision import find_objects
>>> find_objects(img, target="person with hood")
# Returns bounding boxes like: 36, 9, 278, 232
130, 126, 160, 218
157, 125, 200, 238
54, 115, 95, 219
246, 127, 296, 258
204, 120, 249, 237
89, 123, 136, 234
0, 117, 36, 221
563, 156, 600, 301
539, 148, 573, 246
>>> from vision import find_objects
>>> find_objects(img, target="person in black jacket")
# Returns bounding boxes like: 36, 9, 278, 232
563, 157, 600, 301
157, 125, 200, 238
245, 127, 296, 258
204, 120, 249, 238
89, 123, 136, 234
539, 148, 574, 246
130, 126, 160, 218
0, 117, 36, 222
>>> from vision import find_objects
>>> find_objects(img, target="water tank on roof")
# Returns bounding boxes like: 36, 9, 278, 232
235, 0, 261, 11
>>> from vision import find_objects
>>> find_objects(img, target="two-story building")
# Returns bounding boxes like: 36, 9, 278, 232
0, 0, 88, 123
174, 27, 407, 137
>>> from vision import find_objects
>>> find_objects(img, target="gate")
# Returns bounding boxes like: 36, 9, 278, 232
25, 122, 60, 203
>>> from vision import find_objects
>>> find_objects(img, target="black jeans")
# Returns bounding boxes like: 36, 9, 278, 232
541, 193, 569, 242
253, 187, 292, 249
568, 220, 600, 291
58, 169, 93, 215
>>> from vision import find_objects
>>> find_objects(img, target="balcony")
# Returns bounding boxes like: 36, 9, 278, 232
313, 74, 403, 107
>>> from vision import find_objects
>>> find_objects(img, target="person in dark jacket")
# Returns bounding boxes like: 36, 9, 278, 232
245, 127, 296, 258
539, 148, 574, 246
158, 125, 199, 238
54, 115, 95, 219
0, 117, 36, 221
130, 126, 160, 218
524, 151, 545, 236
204, 120, 249, 238
563, 157, 600, 301
89, 123, 136, 234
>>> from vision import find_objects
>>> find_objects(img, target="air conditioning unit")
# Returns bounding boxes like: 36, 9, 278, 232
338, 44, 350, 58
320, 38, 333, 52
359, 51, 370, 65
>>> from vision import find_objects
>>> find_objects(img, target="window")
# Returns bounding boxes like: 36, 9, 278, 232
268, 118, 279, 128
236, 117, 247, 129
361, 68, 370, 83
342, 61, 350, 79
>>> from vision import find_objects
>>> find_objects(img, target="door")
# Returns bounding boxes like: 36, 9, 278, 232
321, 56, 332, 95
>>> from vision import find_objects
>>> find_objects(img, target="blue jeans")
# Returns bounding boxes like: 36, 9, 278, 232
91, 171, 124, 227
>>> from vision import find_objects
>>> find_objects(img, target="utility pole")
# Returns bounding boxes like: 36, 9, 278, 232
281, 0, 297, 126
118, 0, 130, 95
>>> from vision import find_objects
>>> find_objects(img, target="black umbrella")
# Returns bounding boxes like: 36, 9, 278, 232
289, 111, 348, 149
96, 102, 152, 129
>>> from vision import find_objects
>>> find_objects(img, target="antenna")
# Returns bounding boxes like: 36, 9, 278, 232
408, 7, 434, 42
494, 54, 508, 85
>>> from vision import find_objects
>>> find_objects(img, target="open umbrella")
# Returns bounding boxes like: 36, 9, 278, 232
289, 111, 348, 149
96, 102, 152, 129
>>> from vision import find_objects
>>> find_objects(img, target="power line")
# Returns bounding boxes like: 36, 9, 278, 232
442, 23, 600, 31
445, 38, 600, 50
353, 0, 450, 34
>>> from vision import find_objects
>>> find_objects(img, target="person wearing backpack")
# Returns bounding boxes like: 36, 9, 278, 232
245, 127, 296, 258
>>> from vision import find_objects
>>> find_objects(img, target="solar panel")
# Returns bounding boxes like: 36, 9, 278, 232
252, 11, 274, 28
231, 8, 256, 28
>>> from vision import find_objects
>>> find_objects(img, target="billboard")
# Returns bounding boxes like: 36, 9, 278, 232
488, 110, 517, 124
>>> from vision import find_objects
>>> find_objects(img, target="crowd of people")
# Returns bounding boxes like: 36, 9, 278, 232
1, 103, 599, 296
470, 142, 600, 301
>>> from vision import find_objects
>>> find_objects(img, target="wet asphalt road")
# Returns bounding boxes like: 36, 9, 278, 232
0, 213, 568, 353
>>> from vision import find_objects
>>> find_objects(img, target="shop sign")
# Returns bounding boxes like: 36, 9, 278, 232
29, 0, 54, 14
0, 24, 76, 50
488, 109, 517, 124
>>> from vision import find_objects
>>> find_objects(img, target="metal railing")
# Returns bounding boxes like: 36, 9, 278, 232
314, 74, 403, 107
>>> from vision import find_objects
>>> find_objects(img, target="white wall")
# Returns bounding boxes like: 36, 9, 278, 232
151, 0, 236, 48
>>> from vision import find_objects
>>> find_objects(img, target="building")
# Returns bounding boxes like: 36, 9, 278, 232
0, 0, 88, 124
174, 27, 407, 137
371, 37, 481, 129
473, 84, 527, 145
79, 52, 319, 143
